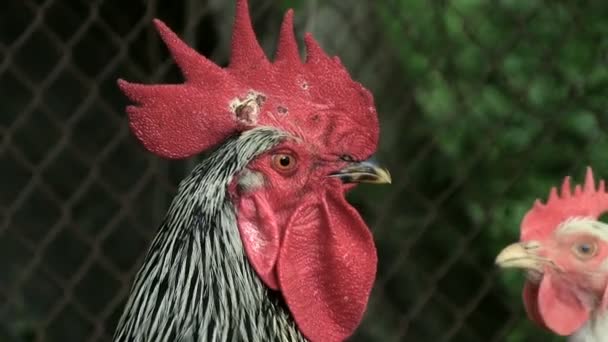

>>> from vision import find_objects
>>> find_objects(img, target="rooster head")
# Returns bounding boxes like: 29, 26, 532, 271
117, 1, 390, 341
496, 167, 608, 336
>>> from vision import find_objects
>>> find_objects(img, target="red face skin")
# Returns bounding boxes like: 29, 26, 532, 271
234, 140, 351, 285
510, 223, 608, 336
235, 121, 379, 257
245, 142, 351, 216
226, 123, 385, 342
540, 232, 608, 294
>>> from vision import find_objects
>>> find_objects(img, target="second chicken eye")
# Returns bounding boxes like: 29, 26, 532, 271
271, 153, 297, 173
572, 240, 597, 260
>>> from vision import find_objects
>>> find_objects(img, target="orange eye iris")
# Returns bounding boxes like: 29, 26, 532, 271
271, 153, 297, 173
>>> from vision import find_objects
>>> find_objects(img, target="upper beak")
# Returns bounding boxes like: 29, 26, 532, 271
495, 242, 544, 273
330, 159, 392, 184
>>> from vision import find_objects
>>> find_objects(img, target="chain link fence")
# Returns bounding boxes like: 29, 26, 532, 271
1, 0, 607, 341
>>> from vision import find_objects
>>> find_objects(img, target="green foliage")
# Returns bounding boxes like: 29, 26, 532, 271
358, 0, 608, 340
278, 0, 306, 12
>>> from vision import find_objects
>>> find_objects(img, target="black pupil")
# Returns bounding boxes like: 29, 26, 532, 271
579, 243, 591, 254
279, 156, 291, 167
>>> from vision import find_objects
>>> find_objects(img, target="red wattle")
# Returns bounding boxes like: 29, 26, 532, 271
536, 274, 589, 336
523, 281, 548, 330
277, 188, 377, 342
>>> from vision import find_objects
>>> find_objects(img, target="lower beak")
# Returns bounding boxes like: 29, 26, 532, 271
495, 242, 544, 273
330, 159, 392, 184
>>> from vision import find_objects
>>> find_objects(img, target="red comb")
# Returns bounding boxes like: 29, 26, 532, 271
118, 0, 377, 159
521, 167, 608, 241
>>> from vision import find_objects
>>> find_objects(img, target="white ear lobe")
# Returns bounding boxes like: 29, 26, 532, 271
237, 169, 265, 192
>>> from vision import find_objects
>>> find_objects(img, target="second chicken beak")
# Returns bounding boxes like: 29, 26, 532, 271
330, 159, 392, 184
495, 242, 544, 273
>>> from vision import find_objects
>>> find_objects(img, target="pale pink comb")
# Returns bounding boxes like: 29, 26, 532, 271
521, 167, 608, 241
118, 0, 378, 159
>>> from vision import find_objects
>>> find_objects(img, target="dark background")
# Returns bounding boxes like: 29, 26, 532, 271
1, 0, 607, 341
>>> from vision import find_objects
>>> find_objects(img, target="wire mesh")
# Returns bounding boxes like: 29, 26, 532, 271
1, 0, 607, 341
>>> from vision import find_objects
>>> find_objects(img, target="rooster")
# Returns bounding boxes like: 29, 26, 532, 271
496, 168, 608, 341
112, 1, 390, 341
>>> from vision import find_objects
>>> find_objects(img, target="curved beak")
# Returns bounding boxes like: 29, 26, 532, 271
495, 242, 544, 273
330, 159, 392, 184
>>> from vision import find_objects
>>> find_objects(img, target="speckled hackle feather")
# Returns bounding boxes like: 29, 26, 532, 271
521, 167, 608, 241
118, 0, 377, 159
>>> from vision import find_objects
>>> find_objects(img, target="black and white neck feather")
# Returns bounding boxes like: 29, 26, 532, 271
113, 127, 306, 342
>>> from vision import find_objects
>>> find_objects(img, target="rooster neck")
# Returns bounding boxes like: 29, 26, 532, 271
570, 311, 608, 342
113, 128, 306, 342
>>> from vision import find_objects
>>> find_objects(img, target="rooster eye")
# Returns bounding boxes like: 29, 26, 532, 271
572, 241, 598, 260
271, 153, 297, 173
